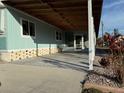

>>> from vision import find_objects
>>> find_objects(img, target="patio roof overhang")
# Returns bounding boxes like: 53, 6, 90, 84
2, 0, 103, 35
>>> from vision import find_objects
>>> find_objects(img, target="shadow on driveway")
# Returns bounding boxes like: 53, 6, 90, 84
41, 57, 89, 72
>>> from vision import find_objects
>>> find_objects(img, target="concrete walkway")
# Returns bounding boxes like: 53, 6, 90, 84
12, 52, 89, 71
0, 52, 89, 93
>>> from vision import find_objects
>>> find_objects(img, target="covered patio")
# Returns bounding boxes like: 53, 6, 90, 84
0, 0, 103, 70
2, 0, 102, 32
0, 1, 104, 92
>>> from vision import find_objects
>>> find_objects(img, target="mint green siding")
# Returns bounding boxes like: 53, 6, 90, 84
0, 37, 7, 50
6, 6, 65, 50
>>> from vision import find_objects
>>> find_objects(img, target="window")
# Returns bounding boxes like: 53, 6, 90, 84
22, 20, 29, 35
29, 22, 35, 36
22, 19, 35, 37
56, 31, 62, 41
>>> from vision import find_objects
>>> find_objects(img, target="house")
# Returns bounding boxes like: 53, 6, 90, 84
0, 0, 103, 69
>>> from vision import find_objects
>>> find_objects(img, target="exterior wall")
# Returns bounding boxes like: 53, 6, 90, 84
0, 37, 7, 50
0, 6, 65, 62
0, 7, 7, 50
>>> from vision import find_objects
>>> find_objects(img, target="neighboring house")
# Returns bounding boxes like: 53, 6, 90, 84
0, 0, 103, 62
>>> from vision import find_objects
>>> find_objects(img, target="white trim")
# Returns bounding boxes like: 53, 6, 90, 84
0, 48, 37, 52
74, 34, 84, 49
20, 18, 36, 39
81, 36, 85, 49
74, 35, 76, 49
0, 50, 9, 52
0, 47, 58, 53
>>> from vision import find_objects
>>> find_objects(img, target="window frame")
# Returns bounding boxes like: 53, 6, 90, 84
29, 21, 36, 37
55, 31, 62, 41
20, 18, 36, 38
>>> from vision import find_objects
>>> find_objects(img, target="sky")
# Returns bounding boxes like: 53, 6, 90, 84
99, 0, 124, 36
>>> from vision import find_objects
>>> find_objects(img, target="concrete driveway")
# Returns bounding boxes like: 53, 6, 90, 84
0, 52, 89, 93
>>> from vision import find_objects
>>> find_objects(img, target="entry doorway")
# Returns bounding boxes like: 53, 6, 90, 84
74, 35, 84, 50
76, 36, 82, 49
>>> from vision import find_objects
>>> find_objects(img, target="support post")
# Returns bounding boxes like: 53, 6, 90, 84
74, 35, 76, 50
81, 36, 84, 50
88, 0, 95, 70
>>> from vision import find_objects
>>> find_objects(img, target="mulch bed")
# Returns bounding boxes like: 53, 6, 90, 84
81, 55, 124, 93
81, 67, 124, 93
85, 68, 120, 88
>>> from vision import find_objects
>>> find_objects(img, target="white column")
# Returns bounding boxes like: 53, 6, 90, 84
74, 35, 76, 50
93, 22, 96, 61
91, 17, 95, 61
88, 0, 95, 70
81, 36, 84, 49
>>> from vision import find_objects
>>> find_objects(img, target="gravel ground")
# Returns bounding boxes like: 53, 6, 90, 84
85, 58, 121, 88
86, 72, 120, 88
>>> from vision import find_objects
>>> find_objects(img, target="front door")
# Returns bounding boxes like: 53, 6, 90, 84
76, 36, 82, 49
